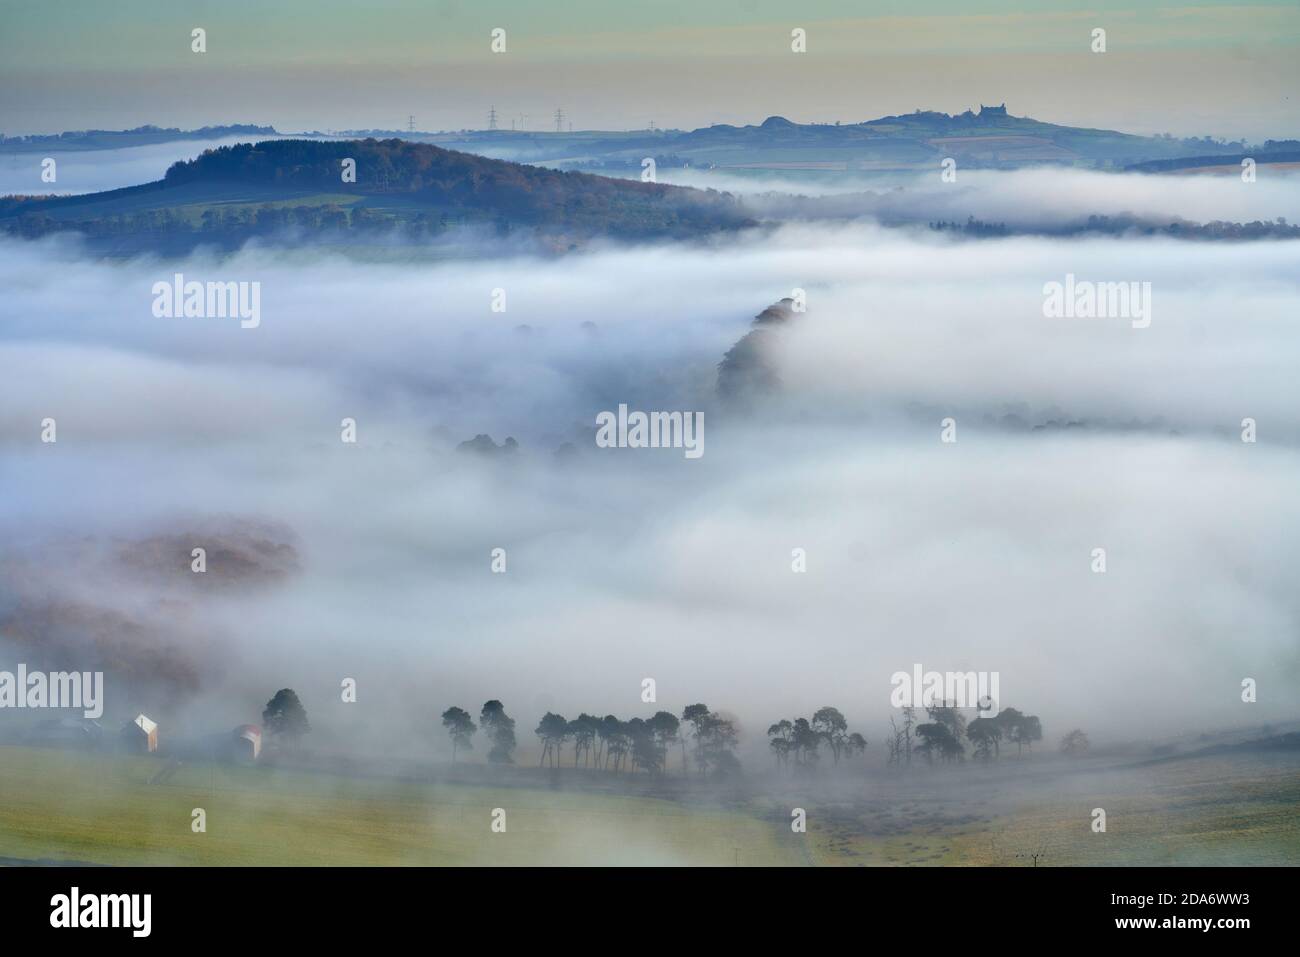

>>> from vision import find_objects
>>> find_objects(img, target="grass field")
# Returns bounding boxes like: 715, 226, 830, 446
800, 753, 1300, 867
0, 746, 803, 866
4, 745, 1296, 866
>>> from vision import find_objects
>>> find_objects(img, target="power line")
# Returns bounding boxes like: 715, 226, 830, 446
488, 106, 498, 131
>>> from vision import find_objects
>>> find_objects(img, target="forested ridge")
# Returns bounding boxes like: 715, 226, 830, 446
1, 138, 755, 250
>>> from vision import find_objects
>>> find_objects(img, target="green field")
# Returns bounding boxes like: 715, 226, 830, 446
800, 753, 1300, 867
4, 745, 1296, 866
0, 746, 802, 866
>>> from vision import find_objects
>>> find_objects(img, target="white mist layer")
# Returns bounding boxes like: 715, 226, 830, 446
2, 215, 1298, 752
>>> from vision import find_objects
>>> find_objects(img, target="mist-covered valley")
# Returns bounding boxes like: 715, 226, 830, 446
4, 170, 1299, 770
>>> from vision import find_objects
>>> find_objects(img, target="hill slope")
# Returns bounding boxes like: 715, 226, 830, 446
422, 106, 1261, 172
0, 138, 755, 252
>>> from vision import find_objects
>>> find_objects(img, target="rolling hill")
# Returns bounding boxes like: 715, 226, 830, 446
0, 138, 756, 253
421, 105, 1263, 173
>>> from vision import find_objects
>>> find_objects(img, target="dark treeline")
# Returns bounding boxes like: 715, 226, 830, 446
885, 703, 1046, 766
927, 213, 1300, 241
1079, 214, 1300, 240
1124, 148, 1300, 173
441, 702, 741, 778
928, 216, 1010, 237
437, 699, 1091, 778
0, 202, 461, 252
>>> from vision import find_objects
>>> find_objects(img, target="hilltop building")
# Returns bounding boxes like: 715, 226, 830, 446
231, 724, 262, 763
120, 713, 158, 753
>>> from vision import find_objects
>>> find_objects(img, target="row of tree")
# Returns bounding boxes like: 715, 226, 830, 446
441, 702, 742, 777
272, 690, 1086, 773
441, 699, 1098, 776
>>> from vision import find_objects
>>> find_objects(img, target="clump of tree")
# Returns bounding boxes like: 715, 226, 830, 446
891, 701, 1042, 767
519, 709, 684, 776
915, 723, 963, 764
997, 707, 1042, 757
535, 712, 569, 767
682, 704, 741, 777
567, 713, 600, 767
915, 702, 967, 764
1060, 728, 1090, 756
262, 688, 311, 750
767, 719, 794, 769
479, 700, 517, 764
966, 714, 1003, 762
648, 711, 681, 773
767, 706, 866, 773
440, 706, 476, 762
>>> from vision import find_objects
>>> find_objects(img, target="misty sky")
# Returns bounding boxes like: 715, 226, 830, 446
2, 0, 1298, 140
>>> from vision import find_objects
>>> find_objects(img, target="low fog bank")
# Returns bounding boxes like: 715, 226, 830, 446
0, 136, 306, 197
645, 166, 1300, 232
2, 218, 1298, 761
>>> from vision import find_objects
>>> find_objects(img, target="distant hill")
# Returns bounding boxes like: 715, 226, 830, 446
0, 124, 279, 153
6, 107, 1285, 171
0, 138, 755, 252
423, 105, 1264, 172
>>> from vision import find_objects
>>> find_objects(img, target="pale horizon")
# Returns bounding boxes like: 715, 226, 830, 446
2, 1, 1298, 141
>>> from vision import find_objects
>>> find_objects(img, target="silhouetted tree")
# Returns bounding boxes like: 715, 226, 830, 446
812, 706, 849, 765
998, 708, 1042, 757
440, 706, 476, 762
845, 732, 867, 759
681, 703, 711, 775
600, 714, 627, 771
263, 689, 311, 749
1060, 728, 1090, 756
1016, 714, 1043, 755
926, 701, 967, 742
767, 719, 794, 770
791, 717, 821, 767
647, 711, 680, 772
479, 700, 517, 764
915, 722, 963, 764
535, 712, 569, 767
680, 705, 740, 777
568, 713, 599, 767
966, 716, 1002, 762
626, 717, 661, 774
